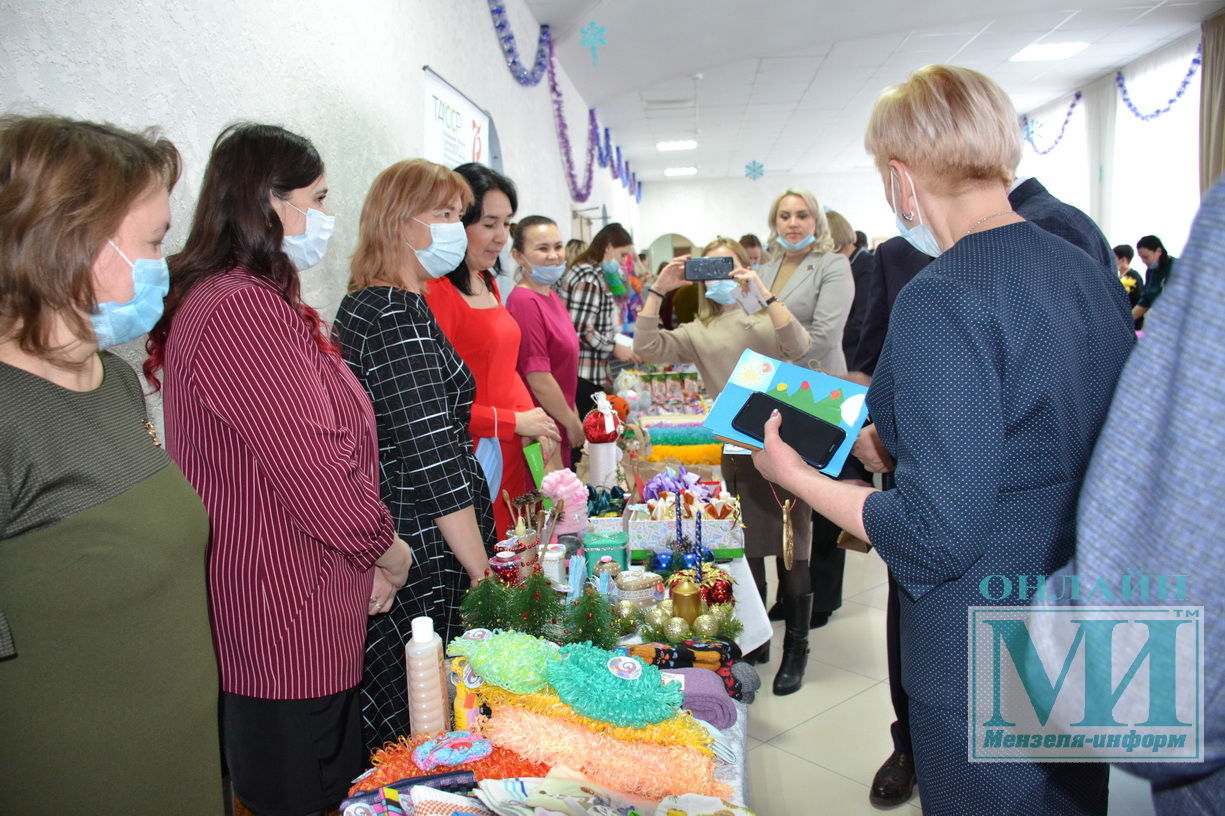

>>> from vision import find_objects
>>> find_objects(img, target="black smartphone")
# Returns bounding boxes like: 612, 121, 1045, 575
731, 391, 847, 469
684, 256, 734, 281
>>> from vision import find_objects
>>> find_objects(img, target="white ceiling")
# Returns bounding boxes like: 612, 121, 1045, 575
525, 0, 1224, 181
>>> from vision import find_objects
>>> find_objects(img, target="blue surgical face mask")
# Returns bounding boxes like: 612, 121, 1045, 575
91, 241, 169, 349
529, 263, 566, 286
751, 263, 761, 271
776, 233, 815, 252
705, 278, 740, 306
409, 218, 468, 278
891, 171, 941, 258
281, 201, 335, 270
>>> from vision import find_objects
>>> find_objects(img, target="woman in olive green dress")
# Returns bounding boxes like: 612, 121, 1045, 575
0, 116, 221, 812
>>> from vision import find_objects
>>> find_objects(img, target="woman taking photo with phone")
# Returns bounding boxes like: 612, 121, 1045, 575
633, 237, 816, 695
147, 123, 411, 816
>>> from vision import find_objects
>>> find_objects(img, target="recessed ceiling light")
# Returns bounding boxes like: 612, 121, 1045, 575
656, 139, 698, 152
1010, 42, 1090, 62
663, 166, 698, 177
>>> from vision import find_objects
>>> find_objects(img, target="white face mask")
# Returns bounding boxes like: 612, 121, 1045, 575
890, 170, 940, 258
281, 201, 336, 270
408, 218, 468, 278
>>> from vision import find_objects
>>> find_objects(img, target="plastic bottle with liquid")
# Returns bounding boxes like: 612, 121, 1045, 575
405, 616, 449, 736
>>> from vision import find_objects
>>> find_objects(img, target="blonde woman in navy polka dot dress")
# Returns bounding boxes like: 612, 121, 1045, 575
751, 66, 1134, 814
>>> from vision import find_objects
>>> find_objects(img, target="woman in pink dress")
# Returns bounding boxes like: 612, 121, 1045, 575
505, 215, 583, 468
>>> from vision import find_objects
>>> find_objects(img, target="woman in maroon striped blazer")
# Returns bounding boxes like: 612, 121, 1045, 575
145, 124, 411, 816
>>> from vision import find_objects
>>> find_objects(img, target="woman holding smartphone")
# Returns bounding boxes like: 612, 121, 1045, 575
633, 237, 816, 695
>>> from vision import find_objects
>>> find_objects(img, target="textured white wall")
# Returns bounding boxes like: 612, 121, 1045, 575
638, 170, 897, 256
0, 0, 638, 408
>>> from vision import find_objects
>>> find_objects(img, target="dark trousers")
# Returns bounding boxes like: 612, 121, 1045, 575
887, 568, 912, 755
810, 511, 846, 615
882, 470, 912, 756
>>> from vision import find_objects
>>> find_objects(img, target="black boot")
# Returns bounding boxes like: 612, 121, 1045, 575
773, 593, 812, 695
743, 562, 771, 664
767, 559, 784, 620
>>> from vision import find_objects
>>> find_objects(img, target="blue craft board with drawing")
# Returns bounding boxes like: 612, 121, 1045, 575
702, 349, 870, 476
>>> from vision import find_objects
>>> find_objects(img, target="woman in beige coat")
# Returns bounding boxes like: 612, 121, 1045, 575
757, 188, 854, 375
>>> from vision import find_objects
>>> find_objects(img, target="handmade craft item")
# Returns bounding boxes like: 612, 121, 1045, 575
351, 737, 548, 795
477, 683, 713, 752
481, 705, 731, 800
546, 642, 682, 727
445, 630, 558, 695
584, 392, 624, 488
541, 470, 588, 535
668, 668, 737, 729
412, 731, 493, 771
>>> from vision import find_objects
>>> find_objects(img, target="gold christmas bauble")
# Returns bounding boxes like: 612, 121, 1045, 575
617, 600, 643, 622
693, 613, 719, 638
708, 603, 733, 622
664, 616, 692, 642
658, 599, 673, 616
644, 606, 670, 628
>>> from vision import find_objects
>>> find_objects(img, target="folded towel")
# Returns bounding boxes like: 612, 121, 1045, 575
671, 667, 737, 729
730, 660, 761, 704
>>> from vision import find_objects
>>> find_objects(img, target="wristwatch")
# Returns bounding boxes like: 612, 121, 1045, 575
764, 295, 778, 305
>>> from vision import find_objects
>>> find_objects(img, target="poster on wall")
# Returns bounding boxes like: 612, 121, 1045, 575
423, 67, 494, 169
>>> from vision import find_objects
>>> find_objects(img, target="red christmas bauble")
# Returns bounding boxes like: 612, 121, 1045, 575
701, 579, 735, 605
583, 407, 623, 443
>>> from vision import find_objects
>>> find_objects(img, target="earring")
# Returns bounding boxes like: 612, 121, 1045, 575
902, 211, 915, 222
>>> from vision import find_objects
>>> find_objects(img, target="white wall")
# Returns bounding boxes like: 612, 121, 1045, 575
638, 170, 895, 258
0, 0, 638, 369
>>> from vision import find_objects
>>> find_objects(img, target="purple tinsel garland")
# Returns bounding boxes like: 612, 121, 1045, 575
547, 42, 598, 202
1116, 43, 1202, 122
1022, 92, 1082, 156
488, 1, 642, 203
487, 0, 551, 86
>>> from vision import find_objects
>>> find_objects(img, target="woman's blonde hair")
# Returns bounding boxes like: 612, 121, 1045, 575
864, 64, 1020, 191
696, 237, 751, 324
824, 211, 855, 250
766, 188, 834, 254
349, 159, 473, 292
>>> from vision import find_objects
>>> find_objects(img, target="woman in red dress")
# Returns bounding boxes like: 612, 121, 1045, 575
424, 163, 559, 537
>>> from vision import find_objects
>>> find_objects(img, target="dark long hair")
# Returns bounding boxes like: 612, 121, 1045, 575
1136, 235, 1172, 271
443, 162, 517, 296
569, 222, 633, 270
144, 123, 329, 388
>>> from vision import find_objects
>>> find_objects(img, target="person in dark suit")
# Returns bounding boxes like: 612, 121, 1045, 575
849, 172, 1128, 816
753, 65, 1133, 815
1008, 177, 1115, 272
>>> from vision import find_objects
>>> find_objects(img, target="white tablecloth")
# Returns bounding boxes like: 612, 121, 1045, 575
724, 557, 771, 654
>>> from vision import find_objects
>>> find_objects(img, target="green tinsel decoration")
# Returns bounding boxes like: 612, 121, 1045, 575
510, 570, 565, 640
562, 587, 618, 651
460, 576, 511, 631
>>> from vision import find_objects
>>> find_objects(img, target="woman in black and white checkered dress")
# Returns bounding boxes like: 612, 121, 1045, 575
334, 159, 495, 754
